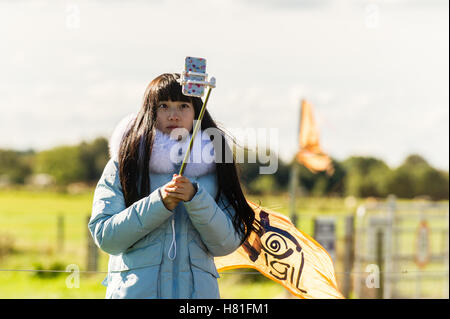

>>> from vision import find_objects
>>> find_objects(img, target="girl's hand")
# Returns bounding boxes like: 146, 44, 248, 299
163, 174, 197, 203
160, 184, 182, 211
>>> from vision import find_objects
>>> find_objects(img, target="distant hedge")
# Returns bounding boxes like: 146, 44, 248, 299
0, 139, 448, 200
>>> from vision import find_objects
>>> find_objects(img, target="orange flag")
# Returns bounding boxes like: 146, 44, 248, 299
215, 201, 344, 299
296, 100, 334, 175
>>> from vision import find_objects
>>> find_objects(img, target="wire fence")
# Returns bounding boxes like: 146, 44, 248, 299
0, 197, 448, 298
0, 268, 448, 275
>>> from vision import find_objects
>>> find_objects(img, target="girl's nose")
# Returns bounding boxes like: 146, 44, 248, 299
168, 109, 180, 121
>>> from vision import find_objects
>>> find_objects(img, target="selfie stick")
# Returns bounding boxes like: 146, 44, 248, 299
178, 62, 216, 176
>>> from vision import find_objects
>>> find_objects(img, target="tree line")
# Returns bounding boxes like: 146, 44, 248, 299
0, 137, 448, 200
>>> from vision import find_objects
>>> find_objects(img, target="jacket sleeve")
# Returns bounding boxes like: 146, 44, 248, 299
183, 183, 244, 257
88, 159, 174, 255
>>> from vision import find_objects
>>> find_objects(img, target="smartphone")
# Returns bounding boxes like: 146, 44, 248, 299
182, 56, 207, 97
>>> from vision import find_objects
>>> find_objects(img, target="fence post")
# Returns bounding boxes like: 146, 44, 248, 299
415, 206, 426, 298
342, 215, 355, 298
376, 228, 384, 299
289, 164, 299, 227
57, 214, 64, 253
353, 205, 366, 299
445, 209, 449, 299
384, 194, 396, 299
86, 215, 98, 272
313, 217, 337, 262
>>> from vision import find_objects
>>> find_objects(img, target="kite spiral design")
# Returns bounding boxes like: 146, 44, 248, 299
264, 233, 288, 255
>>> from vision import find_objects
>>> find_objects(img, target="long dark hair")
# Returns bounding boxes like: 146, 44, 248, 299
118, 73, 255, 244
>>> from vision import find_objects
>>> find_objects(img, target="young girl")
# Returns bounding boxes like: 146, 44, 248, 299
88, 73, 255, 299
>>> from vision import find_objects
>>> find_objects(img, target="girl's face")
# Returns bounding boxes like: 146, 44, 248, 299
155, 100, 195, 135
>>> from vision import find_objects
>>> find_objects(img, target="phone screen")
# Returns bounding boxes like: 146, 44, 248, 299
182, 56, 206, 97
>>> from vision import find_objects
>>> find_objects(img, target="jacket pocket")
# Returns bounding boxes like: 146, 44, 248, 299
188, 240, 220, 278
188, 240, 220, 299
109, 241, 163, 272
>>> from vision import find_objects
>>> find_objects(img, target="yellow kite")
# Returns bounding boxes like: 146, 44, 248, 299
215, 201, 344, 299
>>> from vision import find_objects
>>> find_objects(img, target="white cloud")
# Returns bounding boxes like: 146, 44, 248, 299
0, 0, 448, 171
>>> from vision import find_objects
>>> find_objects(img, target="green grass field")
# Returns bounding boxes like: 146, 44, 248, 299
0, 188, 447, 299
0, 188, 297, 299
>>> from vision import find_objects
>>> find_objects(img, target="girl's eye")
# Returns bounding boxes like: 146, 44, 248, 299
181, 103, 190, 109
159, 104, 168, 109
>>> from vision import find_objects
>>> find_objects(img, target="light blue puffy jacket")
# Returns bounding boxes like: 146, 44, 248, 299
88, 157, 243, 299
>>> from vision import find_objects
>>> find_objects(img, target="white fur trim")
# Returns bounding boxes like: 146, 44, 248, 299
108, 113, 216, 177
109, 113, 137, 162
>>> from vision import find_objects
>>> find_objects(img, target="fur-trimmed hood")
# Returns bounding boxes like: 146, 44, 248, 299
108, 113, 216, 177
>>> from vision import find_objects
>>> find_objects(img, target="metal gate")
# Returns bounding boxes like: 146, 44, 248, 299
353, 196, 449, 299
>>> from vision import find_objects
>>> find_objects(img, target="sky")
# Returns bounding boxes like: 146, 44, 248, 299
0, 0, 448, 170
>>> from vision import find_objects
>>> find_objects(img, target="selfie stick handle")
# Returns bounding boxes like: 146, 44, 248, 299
178, 83, 214, 176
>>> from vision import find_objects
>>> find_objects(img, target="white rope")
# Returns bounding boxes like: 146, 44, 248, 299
167, 217, 177, 260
